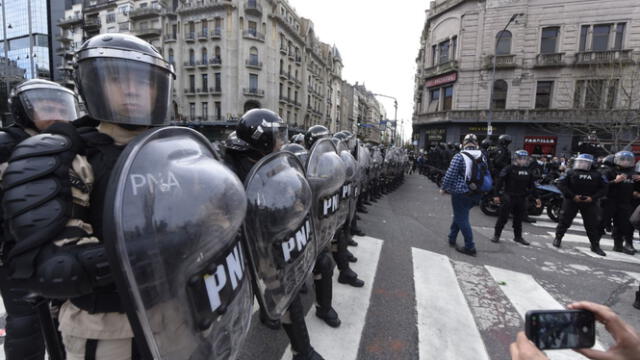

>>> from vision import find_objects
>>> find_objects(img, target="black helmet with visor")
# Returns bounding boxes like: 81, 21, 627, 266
9, 79, 78, 130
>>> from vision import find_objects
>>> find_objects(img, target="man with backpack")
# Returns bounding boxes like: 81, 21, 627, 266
441, 134, 492, 256
491, 150, 542, 246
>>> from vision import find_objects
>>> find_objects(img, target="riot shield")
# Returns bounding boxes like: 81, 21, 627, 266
242, 151, 315, 321
306, 138, 346, 251
336, 141, 357, 228
103, 127, 252, 360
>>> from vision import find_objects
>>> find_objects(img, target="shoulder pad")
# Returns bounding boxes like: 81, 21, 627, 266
10, 134, 72, 162
0, 131, 18, 163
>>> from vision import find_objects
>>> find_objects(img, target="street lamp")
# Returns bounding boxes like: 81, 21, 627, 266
373, 93, 398, 145
487, 13, 524, 137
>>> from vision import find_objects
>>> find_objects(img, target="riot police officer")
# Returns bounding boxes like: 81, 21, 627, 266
600, 151, 637, 255
0, 79, 79, 360
554, 154, 608, 256
227, 110, 324, 359
2, 34, 179, 359
490, 134, 512, 176
291, 132, 306, 146
491, 150, 541, 245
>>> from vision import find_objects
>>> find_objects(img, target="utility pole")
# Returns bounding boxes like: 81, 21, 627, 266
373, 93, 398, 145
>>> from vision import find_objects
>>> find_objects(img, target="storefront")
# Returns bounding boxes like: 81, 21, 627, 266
524, 136, 557, 156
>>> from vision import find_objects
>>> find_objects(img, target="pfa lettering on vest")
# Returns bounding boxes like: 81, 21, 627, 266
518, 171, 529, 176
321, 193, 340, 217
203, 241, 246, 314
578, 174, 593, 180
281, 219, 312, 263
130, 171, 181, 196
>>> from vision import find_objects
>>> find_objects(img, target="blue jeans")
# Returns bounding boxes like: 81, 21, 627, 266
449, 193, 481, 250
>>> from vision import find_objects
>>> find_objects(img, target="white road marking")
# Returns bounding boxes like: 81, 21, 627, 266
548, 232, 615, 248
412, 248, 490, 360
486, 266, 604, 359
280, 236, 383, 360
576, 247, 640, 265
534, 220, 584, 233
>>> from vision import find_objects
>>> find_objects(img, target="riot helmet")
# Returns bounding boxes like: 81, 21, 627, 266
339, 130, 357, 151
573, 153, 594, 171
602, 154, 615, 167
512, 150, 530, 167
462, 134, 478, 149
282, 143, 308, 165
291, 133, 305, 146
635, 160, 640, 174
236, 108, 288, 155
9, 79, 78, 130
305, 125, 330, 148
480, 138, 492, 150
74, 34, 175, 126
224, 130, 250, 152
498, 134, 512, 146
614, 151, 635, 169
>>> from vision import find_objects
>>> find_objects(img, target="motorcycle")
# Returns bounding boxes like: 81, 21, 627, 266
536, 183, 563, 222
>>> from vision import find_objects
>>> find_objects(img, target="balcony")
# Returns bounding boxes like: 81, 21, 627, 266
184, 61, 196, 69
279, 70, 288, 80
185, 32, 196, 42
164, 34, 177, 42
177, 0, 234, 14
134, 27, 162, 38
244, 88, 265, 97
243, 30, 265, 42
84, 0, 118, 13
574, 50, 634, 66
279, 95, 289, 104
82, 18, 101, 32
129, 6, 162, 20
535, 53, 565, 68
58, 15, 83, 27
210, 28, 222, 39
210, 57, 222, 68
412, 109, 639, 126
244, 1, 262, 16
198, 30, 208, 40
197, 60, 208, 68
423, 59, 458, 79
295, 55, 302, 64
287, 74, 295, 85
485, 54, 517, 69
280, 46, 288, 55
185, 88, 197, 95
209, 87, 222, 96
245, 59, 262, 69
294, 78, 302, 87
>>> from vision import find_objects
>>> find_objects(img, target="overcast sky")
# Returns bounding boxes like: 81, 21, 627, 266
288, 0, 428, 141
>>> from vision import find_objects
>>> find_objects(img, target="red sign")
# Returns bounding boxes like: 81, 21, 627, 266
425, 72, 457, 88
524, 136, 557, 155
524, 136, 557, 145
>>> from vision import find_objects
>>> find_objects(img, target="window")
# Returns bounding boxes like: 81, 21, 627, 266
607, 79, 618, 109
189, 22, 195, 34
106, 11, 115, 24
214, 46, 221, 62
215, 101, 222, 120
574, 80, 584, 108
431, 45, 437, 66
492, 80, 508, 110
202, 74, 208, 91
249, 47, 258, 64
168, 48, 174, 64
202, 102, 208, 119
614, 23, 625, 50
188, 49, 195, 64
214, 72, 221, 91
189, 103, 196, 120
189, 75, 195, 92
579, 25, 589, 52
428, 89, 440, 112
201, 48, 207, 64
496, 30, 512, 55
585, 80, 604, 109
535, 81, 553, 109
540, 27, 559, 54
443, 86, 453, 110
592, 24, 611, 51
214, 18, 222, 34
248, 21, 257, 36
438, 40, 449, 64
451, 36, 457, 60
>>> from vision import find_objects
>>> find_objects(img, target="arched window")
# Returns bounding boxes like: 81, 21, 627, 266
188, 49, 195, 64
249, 47, 258, 64
492, 80, 508, 109
168, 48, 174, 64
496, 30, 512, 55
188, 21, 195, 34
280, 59, 284, 73
201, 47, 207, 64
214, 46, 221, 63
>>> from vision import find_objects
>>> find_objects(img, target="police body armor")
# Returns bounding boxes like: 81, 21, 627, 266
103, 127, 252, 360
336, 141, 356, 229
306, 138, 346, 252
242, 151, 315, 321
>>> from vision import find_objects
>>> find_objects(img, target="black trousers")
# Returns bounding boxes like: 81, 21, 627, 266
0, 266, 46, 360
600, 199, 632, 247
495, 195, 526, 238
556, 199, 601, 247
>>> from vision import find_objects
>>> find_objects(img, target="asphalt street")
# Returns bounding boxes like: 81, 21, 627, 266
239, 173, 640, 360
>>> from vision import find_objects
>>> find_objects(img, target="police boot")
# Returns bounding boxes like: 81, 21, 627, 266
293, 349, 324, 360
634, 291, 640, 310
357, 206, 368, 214
590, 246, 606, 257
490, 230, 501, 243
284, 298, 325, 360
314, 278, 341, 328
347, 236, 359, 247
346, 249, 357, 263
338, 268, 365, 288
259, 308, 281, 330
351, 226, 365, 237
624, 239, 637, 255
553, 236, 562, 248
514, 237, 531, 246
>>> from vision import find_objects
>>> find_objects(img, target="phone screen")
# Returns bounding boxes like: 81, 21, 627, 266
525, 310, 595, 350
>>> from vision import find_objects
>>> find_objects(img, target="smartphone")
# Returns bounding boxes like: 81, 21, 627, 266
525, 310, 595, 350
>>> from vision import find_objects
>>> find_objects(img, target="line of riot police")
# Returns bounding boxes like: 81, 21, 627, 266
0, 33, 410, 360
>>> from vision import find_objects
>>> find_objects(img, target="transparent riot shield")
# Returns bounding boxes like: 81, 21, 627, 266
242, 151, 315, 321
104, 127, 252, 360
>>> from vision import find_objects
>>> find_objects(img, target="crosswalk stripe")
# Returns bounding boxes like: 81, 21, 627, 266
548, 232, 615, 248
279, 236, 384, 360
412, 248, 490, 360
486, 266, 604, 359
576, 247, 640, 265
534, 220, 585, 233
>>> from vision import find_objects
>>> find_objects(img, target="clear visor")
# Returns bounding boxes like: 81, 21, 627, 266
272, 125, 289, 152
614, 155, 635, 168
513, 156, 530, 167
76, 58, 173, 126
20, 88, 78, 123
573, 159, 592, 171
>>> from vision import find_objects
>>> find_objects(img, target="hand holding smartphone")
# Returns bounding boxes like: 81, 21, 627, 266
525, 310, 595, 350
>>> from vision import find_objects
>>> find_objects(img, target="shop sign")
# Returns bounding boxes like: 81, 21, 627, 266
425, 72, 457, 88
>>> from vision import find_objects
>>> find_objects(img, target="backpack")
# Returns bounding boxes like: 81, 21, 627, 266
461, 151, 493, 193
